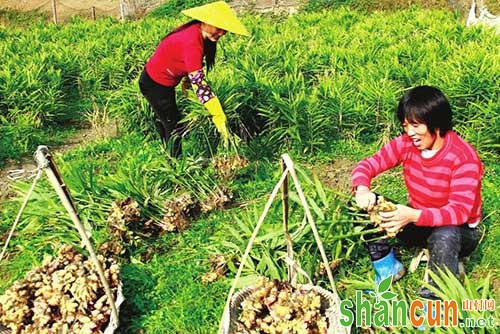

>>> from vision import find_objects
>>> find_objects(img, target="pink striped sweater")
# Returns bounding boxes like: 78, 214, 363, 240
351, 131, 484, 227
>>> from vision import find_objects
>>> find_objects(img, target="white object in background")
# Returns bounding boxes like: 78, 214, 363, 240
466, 0, 500, 32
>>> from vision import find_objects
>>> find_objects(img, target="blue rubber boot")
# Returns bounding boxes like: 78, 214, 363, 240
371, 249, 406, 285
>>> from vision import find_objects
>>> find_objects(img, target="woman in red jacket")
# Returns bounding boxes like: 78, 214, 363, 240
352, 85, 483, 299
139, 1, 249, 157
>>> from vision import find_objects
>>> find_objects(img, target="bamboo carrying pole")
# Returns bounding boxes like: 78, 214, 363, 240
33, 146, 119, 328
281, 159, 296, 286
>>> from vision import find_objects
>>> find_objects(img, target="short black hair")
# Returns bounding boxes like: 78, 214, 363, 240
397, 85, 452, 137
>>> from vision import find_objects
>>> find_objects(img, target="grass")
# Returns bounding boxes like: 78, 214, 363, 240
4, 137, 500, 333
118, 216, 230, 333
0, 4, 499, 333
0, 131, 498, 333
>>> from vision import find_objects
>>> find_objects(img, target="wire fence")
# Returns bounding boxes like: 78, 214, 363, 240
0, 0, 303, 23
232, 0, 300, 14
55, 1, 120, 22
0, 0, 164, 22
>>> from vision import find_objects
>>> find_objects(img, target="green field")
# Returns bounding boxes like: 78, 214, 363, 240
0, 2, 499, 333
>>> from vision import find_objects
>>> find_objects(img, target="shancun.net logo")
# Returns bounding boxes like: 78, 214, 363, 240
339, 275, 496, 329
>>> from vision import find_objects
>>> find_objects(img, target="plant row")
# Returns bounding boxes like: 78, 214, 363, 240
1, 7, 499, 164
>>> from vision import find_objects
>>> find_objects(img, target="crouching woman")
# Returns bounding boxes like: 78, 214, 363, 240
351, 85, 484, 298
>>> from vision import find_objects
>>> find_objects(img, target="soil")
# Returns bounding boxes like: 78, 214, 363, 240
315, 159, 356, 194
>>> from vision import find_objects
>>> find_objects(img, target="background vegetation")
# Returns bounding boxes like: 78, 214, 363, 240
0, 1, 499, 333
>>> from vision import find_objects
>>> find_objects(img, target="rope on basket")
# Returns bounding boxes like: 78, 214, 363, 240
282, 255, 312, 285
281, 154, 338, 294
219, 164, 290, 333
0, 168, 43, 263
219, 153, 349, 334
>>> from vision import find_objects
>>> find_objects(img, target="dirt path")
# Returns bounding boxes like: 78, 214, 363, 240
0, 126, 87, 201
0, 123, 118, 201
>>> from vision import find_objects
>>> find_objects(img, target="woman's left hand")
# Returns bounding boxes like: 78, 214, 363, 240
378, 204, 421, 234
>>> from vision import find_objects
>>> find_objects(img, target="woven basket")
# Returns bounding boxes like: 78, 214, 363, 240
222, 283, 341, 334
219, 155, 350, 334
0, 324, 9, 334
0, 282, 124, 334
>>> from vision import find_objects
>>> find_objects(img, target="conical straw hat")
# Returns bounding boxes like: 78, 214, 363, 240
182, 1, 250, 36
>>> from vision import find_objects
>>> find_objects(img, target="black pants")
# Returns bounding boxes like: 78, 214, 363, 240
366, 223, 480, 278
139, 68, 182, 157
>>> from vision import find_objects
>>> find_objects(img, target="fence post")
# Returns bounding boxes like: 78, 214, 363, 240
52, 0, 58, 24
120, 0, 125, 21
91, 6, 96, 20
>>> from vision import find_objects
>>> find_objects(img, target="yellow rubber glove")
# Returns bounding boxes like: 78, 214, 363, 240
204, 96, 229, 141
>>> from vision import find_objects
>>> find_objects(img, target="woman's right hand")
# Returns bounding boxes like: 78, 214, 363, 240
355, 185, 376, 211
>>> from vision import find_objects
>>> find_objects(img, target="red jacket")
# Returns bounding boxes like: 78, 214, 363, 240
145, 23, 204, 87
352, 131, 483, 227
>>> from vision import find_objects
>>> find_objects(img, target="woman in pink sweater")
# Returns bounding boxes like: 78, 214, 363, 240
352, 85, 483, 299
